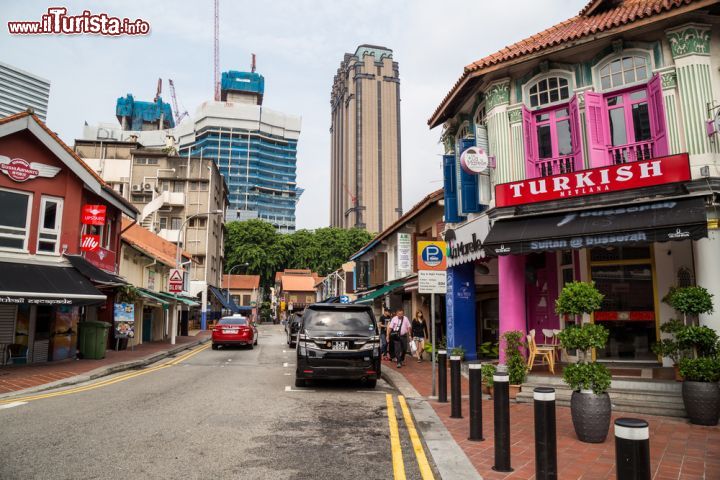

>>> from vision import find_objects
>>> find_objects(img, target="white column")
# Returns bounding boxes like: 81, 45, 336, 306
201, 286, 208, 330
694, 229, 720, 331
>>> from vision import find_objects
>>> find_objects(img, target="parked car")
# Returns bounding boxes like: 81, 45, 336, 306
295, 303, 380, 388
212, 315, 258, 349
286, 311, 303, 347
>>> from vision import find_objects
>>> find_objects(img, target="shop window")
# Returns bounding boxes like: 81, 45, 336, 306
528, 77, 570, 108
522, 95, 583, 179
586, 72, 668, 167
171, 217, 182, 230
37, 196, 63, 254
599, 56, 648, 90
242, 294, 251, 305
0, 188, 32, 251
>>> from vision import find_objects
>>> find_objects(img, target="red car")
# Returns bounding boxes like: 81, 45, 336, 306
211, 315, 258, 349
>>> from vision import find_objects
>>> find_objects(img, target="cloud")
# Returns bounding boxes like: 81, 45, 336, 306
0, 0, 586, 230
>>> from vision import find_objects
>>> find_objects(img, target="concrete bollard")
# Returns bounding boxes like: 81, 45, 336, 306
468, 363, 484, 441
614, 418, 650, 480
533, 387, 557, 480
492, 371, 513, 472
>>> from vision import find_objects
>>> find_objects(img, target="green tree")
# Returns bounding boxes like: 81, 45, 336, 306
224, 220, 282, 286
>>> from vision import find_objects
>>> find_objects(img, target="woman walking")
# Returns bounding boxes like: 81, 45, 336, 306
412, 311, 429, 362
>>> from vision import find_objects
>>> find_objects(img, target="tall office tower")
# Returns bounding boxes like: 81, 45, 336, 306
176, 70, 302, 232
329, 45, 402, 233
0, 61, 50, 121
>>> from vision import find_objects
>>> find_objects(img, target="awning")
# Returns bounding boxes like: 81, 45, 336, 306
208, 285, 240, 313
136, 288, 170, 307
65, 254, 127, 286
355, 280, 406, 304
483, 197, 708, 256
152, 291, 200, 307
0, 262, 106, 306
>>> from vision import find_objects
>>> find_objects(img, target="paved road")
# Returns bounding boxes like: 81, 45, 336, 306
0, 325, 436, 480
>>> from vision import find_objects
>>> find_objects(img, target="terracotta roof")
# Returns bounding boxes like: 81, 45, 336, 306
222, 274, 261, 290
275, 269, 319, 283
428, 0, 705, 127
350, 188, 444, 260
281, 275, 317, 292
121, 218, 190, 267
0, 111, 139, 214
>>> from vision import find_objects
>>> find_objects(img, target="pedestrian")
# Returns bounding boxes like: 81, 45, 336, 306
387, 308, 411, 368
378, 307, 392, 360
411, 311, 429, 362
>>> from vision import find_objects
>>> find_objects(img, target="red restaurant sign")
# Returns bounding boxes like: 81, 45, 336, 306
495, 154, 691, 208
81, 234, 100, 252
0, 156, 61, 182
81, 205, 107, 225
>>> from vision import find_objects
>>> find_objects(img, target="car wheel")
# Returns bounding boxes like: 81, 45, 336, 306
365, 379, 377, 389
211, 343, 218, 350
247, 342, 254, 350
254, 337, 258, 346
295, 378, 306, 388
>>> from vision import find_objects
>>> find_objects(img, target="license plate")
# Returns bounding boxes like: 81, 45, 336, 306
224, 329, 238, 334
332, 341, 348, 350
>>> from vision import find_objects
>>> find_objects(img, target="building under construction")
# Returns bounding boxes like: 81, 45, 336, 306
116, 93, 174, 131
176, 69, 302, 232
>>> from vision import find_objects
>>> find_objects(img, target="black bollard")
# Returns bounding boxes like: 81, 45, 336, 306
437, 350, 447, 403
533, 387, 557, 480
468, 363, 484, 441
450, 355, 463, 418
614, 418, 650, 480
492, 370, 512, 472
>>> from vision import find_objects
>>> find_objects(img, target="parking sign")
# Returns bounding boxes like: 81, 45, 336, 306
417, 241, 447, 271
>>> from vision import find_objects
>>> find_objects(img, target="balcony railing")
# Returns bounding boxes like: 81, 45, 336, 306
533, 154, 578, 178
609, 140, 654, 165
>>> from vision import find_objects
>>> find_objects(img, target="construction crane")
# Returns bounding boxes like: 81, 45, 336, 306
343, 183, 357, 206
213, 0, 220, 101
168, 79, 189, 124
154, 77, 162, 102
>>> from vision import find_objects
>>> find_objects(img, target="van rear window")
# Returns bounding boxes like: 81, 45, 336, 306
303, 310, 374, 331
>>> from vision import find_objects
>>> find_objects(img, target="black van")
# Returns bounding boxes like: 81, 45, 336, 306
295, 303, 381, 388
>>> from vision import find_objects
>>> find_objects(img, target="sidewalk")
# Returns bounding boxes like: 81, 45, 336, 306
0, 332, 210, 397
384, 356, 720, 480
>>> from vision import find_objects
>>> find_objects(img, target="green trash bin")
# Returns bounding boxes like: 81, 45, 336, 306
78, 321, 110, 360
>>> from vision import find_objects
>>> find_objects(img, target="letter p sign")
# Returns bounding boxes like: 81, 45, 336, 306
418, 241, 447, 271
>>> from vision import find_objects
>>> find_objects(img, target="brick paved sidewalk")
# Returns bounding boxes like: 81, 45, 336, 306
385, 356, 720, 479
0, 332, 210, 395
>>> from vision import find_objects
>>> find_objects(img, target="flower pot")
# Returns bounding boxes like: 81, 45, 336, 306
482, 383, 493, 397
509, 384, 521, 400
570, 390, 611, 443
682, 381, 720, 426
673, 365, 682, 382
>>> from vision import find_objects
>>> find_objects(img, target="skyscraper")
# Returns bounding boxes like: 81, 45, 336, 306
177, 70, 302, 232
330, 45, 402, 233
0, 61, 50, 121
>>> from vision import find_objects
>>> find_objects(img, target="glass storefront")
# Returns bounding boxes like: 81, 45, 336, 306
590, 246, 657, 361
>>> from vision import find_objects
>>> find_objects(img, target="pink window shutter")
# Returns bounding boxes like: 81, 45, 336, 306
584, 91, 609, 167
568, 94, 584, 170
647, 74, 669, 157
522, 105, 537, 178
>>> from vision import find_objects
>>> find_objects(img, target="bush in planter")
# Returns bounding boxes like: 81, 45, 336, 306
676, 325, 719, 358
481, 363, 497, 387
676, 323, 720, 425
664, 286, 714, 325
555, 281, 604, 324
450, 345, 466, 360
501, 330, 526, 385
562, 362, 612, 395
651, 319, 690, 367
557, 323, 609, 362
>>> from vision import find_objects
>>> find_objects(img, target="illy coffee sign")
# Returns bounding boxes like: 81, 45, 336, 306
81, 234, 100, 252
495, 154, 691, 208
0, 155, 60, 182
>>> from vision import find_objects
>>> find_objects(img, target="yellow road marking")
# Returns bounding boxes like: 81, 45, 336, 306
0, 343, 210, 404
386, 394, 406, 480
398, 395, 435, 480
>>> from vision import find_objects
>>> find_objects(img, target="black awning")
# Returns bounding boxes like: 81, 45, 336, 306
208, 285, 240, 314
483, 197, 708, 256
0, 262, 107, 306
65, 254, 127, 286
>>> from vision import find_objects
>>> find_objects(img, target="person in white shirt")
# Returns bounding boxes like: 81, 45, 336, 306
386, 308, 412, 368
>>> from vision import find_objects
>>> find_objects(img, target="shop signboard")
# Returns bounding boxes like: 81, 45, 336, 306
495, 154, 691, 207
417, 241, 447, 271
113, 303, 135, 339
84, 246, 116, 273
418, 270, 447, 294
81, 205, 107, 225
0, 155, 60, 182
81, 234, 100, 252
445, 215, 490, 267
397, 232, 412, 274
460, 146, 490, 174
168, 269, 183, 293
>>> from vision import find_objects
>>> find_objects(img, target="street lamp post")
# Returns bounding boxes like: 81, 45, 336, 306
226, 262, 249, 305
172, 209, 224, 344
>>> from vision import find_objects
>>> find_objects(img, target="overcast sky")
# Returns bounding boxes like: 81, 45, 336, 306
1, 0, 586, 229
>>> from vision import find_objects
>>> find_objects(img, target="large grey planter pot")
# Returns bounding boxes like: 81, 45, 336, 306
682, 381, 720, 426
570, 390, 611, 443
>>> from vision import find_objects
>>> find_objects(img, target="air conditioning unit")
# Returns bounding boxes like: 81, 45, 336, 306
132, 184, 142, 192
143, 183, 154, 192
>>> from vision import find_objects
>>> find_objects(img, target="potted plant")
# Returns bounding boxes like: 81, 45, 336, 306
481, 363, 497, 396
651, 319, 689, 380
677, 323, 720, 425
501, 330, 526, 399
664, 286, 714, 326
450, 345, 466, 360
556, 281, 612, 443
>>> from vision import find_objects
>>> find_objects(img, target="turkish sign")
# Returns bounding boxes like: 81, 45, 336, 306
460, 147, 490, 174
168, 268, 183, 293
81, 234, 100, 252
0, 155, 61, 182
418, 271, 447, 294
417, 241, 447, 271
81, 205, 107, 225
397, 232, 412, 274
113, 303, 135, 338
495, 154, 691, 208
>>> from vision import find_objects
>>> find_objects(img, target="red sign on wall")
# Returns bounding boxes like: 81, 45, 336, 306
85, 246, 116, 273
0, 156, 60, 182
81, 205, 107, 225
81, 234, 100, 252
495, 154, 691, 208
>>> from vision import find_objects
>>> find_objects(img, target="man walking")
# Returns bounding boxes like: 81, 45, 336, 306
387, 308, 411, 368
378, 307, 392, 360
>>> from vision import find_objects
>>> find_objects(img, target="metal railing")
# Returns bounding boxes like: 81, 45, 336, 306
609, 140, 654, 165
534, 154, 578, 178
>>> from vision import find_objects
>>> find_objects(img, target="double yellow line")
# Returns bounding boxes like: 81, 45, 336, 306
0, 343, 210, 405
386, 394, 435, 480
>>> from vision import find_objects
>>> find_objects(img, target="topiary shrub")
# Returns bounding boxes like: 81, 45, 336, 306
562, 362, 612, 395
501, 330, 527, 385
664, 286, 714, 325
555, 281, 604, 323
